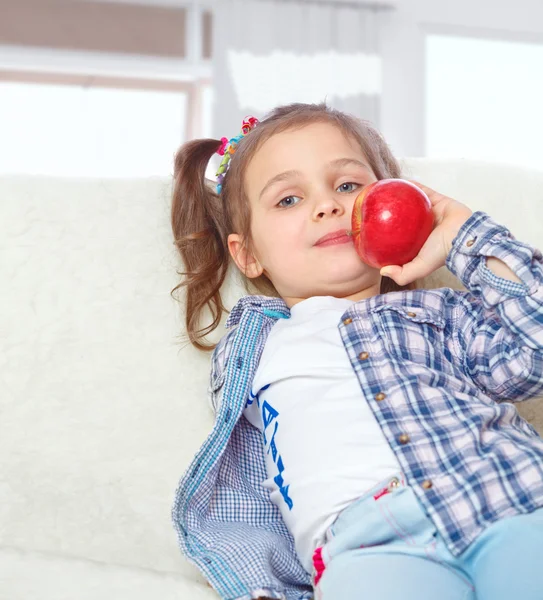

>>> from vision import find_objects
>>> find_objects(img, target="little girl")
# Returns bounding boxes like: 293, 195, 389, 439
170, 103, 543, 600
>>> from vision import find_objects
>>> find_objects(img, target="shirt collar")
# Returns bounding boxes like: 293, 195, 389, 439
225, 295, 290, 329
225, 289, 446, 329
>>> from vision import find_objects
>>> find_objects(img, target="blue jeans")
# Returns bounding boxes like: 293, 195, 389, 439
313, 473, 543, 599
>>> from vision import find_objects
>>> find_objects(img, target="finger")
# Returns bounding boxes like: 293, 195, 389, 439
380, 255, 438, 286
404, 179, 434, 193
404, 180, 442, 206
380, 263, 422, 287
379, 265, 403, 282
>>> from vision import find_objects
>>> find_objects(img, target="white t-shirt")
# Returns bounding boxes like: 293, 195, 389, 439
244, 295, 401, 573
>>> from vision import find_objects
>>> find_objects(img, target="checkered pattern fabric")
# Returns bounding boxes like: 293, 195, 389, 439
172, 212, 543, 600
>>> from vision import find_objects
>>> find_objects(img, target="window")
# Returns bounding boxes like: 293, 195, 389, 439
228, 50, 382, 113
426, 34, 543, 170
0, 1, 213, 177
0, 80, 188, 177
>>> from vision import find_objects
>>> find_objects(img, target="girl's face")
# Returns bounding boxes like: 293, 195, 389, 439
228, 122, 382, 306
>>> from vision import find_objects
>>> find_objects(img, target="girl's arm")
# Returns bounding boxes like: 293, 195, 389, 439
381, 182, 542, 402
446, 211, 543, 402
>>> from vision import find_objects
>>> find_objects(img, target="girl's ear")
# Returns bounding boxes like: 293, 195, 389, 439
227, 233, 264, 279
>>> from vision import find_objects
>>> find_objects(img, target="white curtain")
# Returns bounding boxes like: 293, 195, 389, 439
212, 0, 386, 138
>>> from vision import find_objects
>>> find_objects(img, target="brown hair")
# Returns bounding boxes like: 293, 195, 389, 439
171, 102, 411, 351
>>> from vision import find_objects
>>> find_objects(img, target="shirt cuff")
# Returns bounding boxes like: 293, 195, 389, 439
445, 211, 541, 307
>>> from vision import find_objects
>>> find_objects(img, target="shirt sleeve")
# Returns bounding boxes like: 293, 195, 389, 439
207, 328, 236, 415
207, 379, 224, 415
446, 211, 543, 401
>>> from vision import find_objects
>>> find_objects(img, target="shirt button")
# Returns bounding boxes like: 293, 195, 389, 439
466, 238, 477, 247
387, 477, 400, 491
375, 392, 386, 402
422, 479, 433, 490
407, 311, 417, 318
359, 351, 370, 361
343, 317, 353, 325
398, 433, 410, 444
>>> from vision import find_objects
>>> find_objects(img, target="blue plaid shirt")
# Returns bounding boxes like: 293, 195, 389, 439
172, 212, 543, 600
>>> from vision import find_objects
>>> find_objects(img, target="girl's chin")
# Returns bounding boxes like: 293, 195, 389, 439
321, 267, 379, 287
321, 257, 377, 278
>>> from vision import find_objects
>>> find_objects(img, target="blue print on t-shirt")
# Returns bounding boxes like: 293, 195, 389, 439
274, 456, 293, 510
245, 383, 270, 408
261, 400, 278, 439
259, 394, 294, 510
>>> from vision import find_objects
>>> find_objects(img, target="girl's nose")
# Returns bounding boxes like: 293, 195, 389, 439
313, 196, 345, 220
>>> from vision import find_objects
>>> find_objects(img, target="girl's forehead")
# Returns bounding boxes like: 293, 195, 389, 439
259, 121, 360, 156
247, 122, 367, 180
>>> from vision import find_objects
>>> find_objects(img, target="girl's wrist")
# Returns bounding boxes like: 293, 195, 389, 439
445, 207, 474, 256
485, 256, 522, 283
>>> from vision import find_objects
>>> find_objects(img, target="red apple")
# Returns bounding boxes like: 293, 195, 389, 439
351, 179, 434, 269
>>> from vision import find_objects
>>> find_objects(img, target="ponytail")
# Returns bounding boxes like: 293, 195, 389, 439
171, 139, 229, 351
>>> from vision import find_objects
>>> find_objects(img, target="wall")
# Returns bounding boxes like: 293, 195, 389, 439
380, 0, 543, 157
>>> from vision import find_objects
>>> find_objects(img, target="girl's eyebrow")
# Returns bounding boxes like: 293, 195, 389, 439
258, 158, 371, 201
330, 158, 371, 172
259, 170, 301, 201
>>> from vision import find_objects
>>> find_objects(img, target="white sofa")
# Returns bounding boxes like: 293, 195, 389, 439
1, 158, 543, 600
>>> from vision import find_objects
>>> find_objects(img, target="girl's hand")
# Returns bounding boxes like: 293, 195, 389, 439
379, 181, 473, 286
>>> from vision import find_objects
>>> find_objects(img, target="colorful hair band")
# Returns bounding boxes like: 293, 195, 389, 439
215, 116, 259, 193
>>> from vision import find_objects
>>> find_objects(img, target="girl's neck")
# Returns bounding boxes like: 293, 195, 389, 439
284, 280, 382, 308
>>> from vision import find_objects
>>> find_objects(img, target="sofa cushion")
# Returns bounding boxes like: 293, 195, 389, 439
1, 158, 541, 586
0, 547, 217, 600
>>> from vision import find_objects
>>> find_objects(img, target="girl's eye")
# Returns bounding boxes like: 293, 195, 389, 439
277, 196, 302, 208
336, 182, 360, 193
